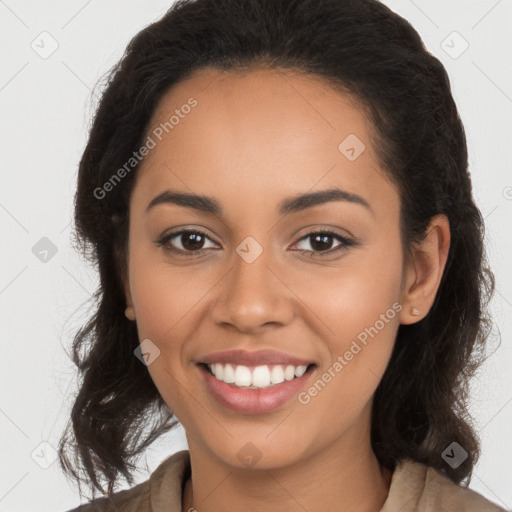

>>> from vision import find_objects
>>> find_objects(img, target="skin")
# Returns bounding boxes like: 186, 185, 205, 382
122, 66, 450, 512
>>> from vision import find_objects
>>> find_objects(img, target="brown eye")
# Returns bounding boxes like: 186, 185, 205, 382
293, 230, 355, 256
156, 229, 218, 255
177, 231, 207, 251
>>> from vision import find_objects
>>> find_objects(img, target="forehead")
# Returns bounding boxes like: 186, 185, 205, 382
132, 66, 396, 217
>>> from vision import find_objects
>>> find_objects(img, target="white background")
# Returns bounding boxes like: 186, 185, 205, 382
0, 1, 511, 510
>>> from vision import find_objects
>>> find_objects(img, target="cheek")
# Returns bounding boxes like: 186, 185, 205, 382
298, 243, 403, 337
129, 271, 181, 342
127, 255, 198, 413
296, 243, 403, 401
128, 246, 209, 344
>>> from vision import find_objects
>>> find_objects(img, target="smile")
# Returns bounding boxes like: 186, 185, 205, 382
204, 362, 313, 389
197, 362, 317, 414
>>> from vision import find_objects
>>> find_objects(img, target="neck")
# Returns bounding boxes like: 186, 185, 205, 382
181, 428, 392, 512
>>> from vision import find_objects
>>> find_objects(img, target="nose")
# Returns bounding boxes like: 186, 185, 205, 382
210, 248, 294, 333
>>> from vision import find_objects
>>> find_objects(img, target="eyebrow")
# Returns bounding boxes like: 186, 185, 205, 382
146, 187, 374, 217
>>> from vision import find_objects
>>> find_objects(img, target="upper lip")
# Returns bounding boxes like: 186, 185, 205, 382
198, 349, 315, 367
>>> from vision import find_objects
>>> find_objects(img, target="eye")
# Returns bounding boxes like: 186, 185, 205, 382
156, 228, 357, 258
156, 229, 219, 255
292, 229, 355, 256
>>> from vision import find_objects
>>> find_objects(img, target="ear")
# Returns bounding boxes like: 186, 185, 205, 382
399, 214, 451, 325
124, 277, 136, 321
112, 214, 136, 322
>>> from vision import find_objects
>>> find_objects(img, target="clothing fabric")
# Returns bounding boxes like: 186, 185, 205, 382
66, 450, 508, 511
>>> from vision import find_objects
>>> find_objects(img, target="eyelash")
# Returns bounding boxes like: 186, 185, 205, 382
155, 228, 357, 258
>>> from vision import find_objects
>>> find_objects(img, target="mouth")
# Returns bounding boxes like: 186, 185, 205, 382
198, 362, 317, 390
196, 361, 317, 415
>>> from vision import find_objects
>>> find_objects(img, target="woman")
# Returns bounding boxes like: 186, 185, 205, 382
60, 0, 507, 510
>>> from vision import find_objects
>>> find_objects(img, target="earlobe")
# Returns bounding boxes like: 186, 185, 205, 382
125, 305, 136, 321
399, 214, 450, 325
410, 307, 421, 317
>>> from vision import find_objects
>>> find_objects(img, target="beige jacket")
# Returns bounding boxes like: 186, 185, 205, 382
67, 450, 509, 511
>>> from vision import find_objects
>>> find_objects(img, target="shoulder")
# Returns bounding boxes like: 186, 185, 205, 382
66, 481, 150, 512
422, 463, 508, 512
65, 450, 191, 512
381, 459, 508, 512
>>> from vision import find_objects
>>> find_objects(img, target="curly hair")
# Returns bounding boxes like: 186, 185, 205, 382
58, 0, 497, 500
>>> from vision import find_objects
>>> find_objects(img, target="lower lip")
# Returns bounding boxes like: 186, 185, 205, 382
198, 364, 315, 415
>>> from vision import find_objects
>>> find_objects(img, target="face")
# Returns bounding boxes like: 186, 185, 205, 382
123, 66, 411, 470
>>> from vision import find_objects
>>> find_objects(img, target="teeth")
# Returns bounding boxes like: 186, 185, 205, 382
213, 363, 224, 380
234, 365, 252, 387
223, 364, 235, 383
206, 363, 311, 389
284, 365, 295, 380
295, 365, 307, 377
270, 365, 285, 384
